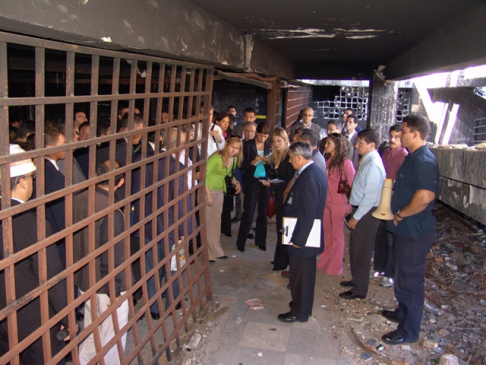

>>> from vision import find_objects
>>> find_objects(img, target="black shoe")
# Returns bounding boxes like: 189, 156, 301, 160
381, 330, 414, 345
381, 310, 400, 323
209, 259, 215, 262
247, 233, 255, 239
258, 245, 266, 251
175, 302, 182, 310
237, 247, 245, 252
340, 280, 355, 287
277, 311, 308, 323
339, 290, 366, 300
223, 232, 232, 237
218, 255, 228, 259
231, 218, 241, 223
272, 267, 285, 271
150, 312, 160, 320
288, 301, 312, 316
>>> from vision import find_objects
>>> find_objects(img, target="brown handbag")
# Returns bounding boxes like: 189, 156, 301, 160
337, 171, 351, 198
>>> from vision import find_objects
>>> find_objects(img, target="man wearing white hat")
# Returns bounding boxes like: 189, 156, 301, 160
0, 144, 69, 364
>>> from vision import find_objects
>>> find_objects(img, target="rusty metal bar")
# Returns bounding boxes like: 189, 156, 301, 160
0, 30, 212, 365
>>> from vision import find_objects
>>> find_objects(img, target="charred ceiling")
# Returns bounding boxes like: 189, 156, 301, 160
0, 0, 485, 81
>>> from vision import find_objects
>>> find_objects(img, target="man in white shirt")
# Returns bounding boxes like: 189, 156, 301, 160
339, 129, 385, 300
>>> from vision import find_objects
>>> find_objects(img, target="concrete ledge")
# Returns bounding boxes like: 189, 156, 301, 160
432, 148, 486, 225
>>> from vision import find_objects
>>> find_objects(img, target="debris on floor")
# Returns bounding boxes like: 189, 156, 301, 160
245, 298, 265, 310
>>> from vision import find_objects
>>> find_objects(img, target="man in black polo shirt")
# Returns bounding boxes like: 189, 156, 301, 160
381, 114, 439, 345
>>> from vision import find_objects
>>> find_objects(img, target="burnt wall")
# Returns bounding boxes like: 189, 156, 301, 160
430, 88, 486, 145
432, 148, 486, 225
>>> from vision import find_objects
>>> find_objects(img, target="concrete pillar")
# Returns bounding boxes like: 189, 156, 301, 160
369, 75, 398, 141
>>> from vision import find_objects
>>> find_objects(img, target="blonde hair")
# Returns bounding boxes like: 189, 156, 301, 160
270, 127, 289, 165
218, 136, 243, 167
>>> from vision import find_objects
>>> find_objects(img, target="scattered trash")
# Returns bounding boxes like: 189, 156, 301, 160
439, 354, 459, 365
187, 333, 202, 351
257, 352, 263, 357
360, 352, 373, 361
245, 298, 264, 310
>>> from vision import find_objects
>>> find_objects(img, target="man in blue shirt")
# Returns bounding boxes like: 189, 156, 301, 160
339, 129, 385, 300
381, 115, 439, 345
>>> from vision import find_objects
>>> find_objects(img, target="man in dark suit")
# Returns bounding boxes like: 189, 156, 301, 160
131, 129, 192, 319
0, 144, 68, 364
278, 142, 328, 323
343, 115, 360, 169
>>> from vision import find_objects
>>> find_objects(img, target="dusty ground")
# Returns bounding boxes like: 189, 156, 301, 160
174, 203, 486, 365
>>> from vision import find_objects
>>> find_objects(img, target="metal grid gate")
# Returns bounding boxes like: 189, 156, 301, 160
0, 31, 213, 364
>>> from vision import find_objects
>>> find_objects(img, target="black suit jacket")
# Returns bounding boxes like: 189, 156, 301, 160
131, 145, 193, 245
240, 139, 271, 183
283, 162, 328, 257
0, 199, 68, 345
45, 159, 66, 234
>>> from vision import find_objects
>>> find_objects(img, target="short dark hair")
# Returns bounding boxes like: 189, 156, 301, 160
79, 121, 90, 132
96, 160, 123, 186
243, 107, 256, 115
403, 114, 430, 140
97, 119, 111, 137
357, 129, 380, 147
213, 112, 227, 124
45, 125, 63, 146
299, 130, 319, 147
118, 115, 143, 133
346, 114, 357, 123
16, 120, 35, 140
227, 105, 235, 111
328, 119, 343, 130
289, 141, 313, 159
9, 113, 22, 124
344, 108, 354, 114
389, 124, 402, 134
256, 122, 269, 135
147, 128, 166, 144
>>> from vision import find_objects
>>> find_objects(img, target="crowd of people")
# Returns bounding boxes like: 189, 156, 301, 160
1, 103, 439, 363
205, 106, 439, 347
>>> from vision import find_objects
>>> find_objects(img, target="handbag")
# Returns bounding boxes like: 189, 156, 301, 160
267, 193, 276, 218
337, 170, 351, 198
224, 158, 237, 196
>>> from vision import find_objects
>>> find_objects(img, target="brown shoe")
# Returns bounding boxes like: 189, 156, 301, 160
286, 283, 290, 290
281, 270, 289, 278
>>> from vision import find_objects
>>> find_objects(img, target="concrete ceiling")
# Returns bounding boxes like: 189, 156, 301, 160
0, 0, 485, 81
188, 0, 486, 80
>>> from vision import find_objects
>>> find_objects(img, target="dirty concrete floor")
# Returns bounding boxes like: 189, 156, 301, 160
126, 204, 484, 364
188, 218, 393, 365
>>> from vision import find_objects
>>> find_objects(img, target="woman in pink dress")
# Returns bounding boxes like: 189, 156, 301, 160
317, 133, 356, 275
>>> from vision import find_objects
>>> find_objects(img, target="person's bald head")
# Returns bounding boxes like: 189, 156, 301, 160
302, 108, 314, 126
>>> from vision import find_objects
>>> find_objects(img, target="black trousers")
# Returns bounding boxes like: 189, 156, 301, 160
289, 255, 316, 320
272, 198, 289, 270
221, 194, 233, 235
373, 220, 394, 277
392, 230, 435, 341
236, 177, 270, 250
349, 207, 380, 297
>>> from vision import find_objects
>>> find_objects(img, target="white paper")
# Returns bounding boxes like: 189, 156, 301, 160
282, 217, 321, 248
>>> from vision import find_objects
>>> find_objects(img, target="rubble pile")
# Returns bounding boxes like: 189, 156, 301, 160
336, 203, 486, 364
423, 204, 486, 364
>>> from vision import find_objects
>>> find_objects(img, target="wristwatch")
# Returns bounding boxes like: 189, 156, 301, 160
396, 210, 403, 219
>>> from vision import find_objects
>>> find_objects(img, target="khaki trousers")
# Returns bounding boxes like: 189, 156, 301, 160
206, 190, 225, 260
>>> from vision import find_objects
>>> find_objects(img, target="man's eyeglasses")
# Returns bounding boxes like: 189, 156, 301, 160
356, 141, 368, 146
22, 172, 36, 180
